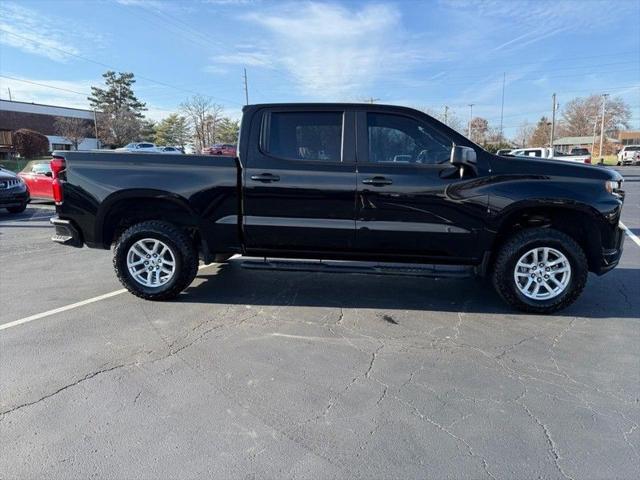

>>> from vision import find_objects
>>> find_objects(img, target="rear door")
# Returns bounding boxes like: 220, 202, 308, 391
243, 107, 357, 252
354, 110, 487, 262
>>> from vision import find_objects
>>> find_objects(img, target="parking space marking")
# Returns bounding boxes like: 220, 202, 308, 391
620, 221, 640, 248
0, 263, 217, 332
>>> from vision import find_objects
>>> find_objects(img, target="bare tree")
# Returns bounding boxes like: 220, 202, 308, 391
54, 117, 91, 150
514, 121, 534, 148
420, 107, 464, 134
561, 94, 631, 136
180, 95, 224, 151
469, 117, 489, 144
96, 110, 141, 148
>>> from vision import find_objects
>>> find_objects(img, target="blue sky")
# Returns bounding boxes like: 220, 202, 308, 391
1, 0, 639, 138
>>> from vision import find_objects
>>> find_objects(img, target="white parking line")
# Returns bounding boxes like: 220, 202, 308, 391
0, 263, 218, 332
620, 221, 640, 248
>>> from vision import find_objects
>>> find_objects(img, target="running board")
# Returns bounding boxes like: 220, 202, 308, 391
240, 258, 473, 279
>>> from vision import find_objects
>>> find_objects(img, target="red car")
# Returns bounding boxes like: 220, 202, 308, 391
202, 143, 237, 156
18, 161, 54, 200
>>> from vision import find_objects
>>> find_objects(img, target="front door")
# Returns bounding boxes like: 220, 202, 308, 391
355, 110, 488, 262
243, 108, 357, 253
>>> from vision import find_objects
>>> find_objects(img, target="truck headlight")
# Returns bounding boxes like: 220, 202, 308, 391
605, 180, 623, 195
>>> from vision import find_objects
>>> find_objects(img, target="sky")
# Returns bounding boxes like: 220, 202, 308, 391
0, 0, 639, 138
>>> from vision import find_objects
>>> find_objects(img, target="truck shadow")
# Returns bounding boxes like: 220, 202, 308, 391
181, 260, 639, 319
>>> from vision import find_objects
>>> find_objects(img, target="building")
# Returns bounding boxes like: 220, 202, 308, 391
553, 135, 620, 153
0, 99, 99, 159
618, 130, 640, 146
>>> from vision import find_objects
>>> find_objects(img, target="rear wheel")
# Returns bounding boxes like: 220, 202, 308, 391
113, 221, 199, 300
492, 228, 588, 314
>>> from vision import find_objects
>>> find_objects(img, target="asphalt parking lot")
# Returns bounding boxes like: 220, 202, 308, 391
1, 169, 639, 479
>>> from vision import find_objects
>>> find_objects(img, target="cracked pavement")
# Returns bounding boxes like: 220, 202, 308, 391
1, 169, 639, 479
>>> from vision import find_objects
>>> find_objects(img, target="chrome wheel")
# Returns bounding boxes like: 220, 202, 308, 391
513, 247, 571, 300
126, 238, 176, 288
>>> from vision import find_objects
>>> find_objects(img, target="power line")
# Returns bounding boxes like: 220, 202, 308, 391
0, 28, 243, 106
0, 74, 90, 96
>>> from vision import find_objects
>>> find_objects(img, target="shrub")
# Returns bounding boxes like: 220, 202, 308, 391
13, 129, 49, 159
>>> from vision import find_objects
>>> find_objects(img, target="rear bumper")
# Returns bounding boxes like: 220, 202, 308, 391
595, 225, 625, 275
50, 216, 83, 247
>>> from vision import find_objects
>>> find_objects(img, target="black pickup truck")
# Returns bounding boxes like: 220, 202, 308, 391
50, 103, 625, 313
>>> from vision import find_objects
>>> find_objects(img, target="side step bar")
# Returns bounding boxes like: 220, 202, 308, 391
240, 258, 473, 279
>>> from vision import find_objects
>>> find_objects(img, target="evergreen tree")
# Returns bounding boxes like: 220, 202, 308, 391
528, 117, 551, 147
88, 71, 146, 117
155, 114, 191, 148
89, 71, 147, 147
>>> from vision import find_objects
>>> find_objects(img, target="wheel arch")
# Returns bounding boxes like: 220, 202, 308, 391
490, 202, 604, 273
97, 189, 199, 248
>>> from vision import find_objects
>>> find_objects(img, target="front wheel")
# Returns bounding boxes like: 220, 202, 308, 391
492, 228, 588, 314
7, 203, 27, 213
113, 221, 199, 300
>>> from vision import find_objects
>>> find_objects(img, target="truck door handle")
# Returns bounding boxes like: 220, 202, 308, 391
250, 173, 280, 182
362, 176, 392, 186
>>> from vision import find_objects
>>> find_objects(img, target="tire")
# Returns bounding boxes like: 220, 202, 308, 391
7, 203, 27, 213
113, 221, 199, 300
492, 228, 588, 314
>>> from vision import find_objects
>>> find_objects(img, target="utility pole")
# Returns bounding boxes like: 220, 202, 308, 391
243, 68, 249, 105
365, 97, 380, 104
499, 72, 505, 140
598, 93, 608, 159
7, 87, 12, 101
93, 110, 100, 149
443, 105, 449, 125
468, 104, 474, 138
550, 93, 557, 149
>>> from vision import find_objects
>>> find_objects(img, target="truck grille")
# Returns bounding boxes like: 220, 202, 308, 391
0, 179, 21, 189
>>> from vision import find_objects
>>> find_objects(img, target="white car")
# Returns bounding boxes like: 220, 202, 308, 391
509, 147, 591, 164
617, 145, 640, 166
115, 142, 160, 153
158, 146, 184, 154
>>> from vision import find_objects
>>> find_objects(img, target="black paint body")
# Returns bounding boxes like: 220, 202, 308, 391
53, 103, 625, 275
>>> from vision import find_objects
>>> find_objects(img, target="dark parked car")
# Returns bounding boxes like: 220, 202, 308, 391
202, 144, 237, 156
50, 103, 625, 313
18, 161, 54, 200
0, 166, 30, 213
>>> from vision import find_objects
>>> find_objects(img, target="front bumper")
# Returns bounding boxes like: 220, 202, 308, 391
0, 188, 29, 208
595, 225, 625, 275
50, 216, 83, 247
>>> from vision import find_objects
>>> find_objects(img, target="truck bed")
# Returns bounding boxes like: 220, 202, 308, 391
54, 150, 240, 253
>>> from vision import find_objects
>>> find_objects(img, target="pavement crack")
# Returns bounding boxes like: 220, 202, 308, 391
393, 393, 496, 479
518, 394, 574, 480
0, 363, 129, 417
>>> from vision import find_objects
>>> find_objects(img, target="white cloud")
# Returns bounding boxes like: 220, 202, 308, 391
205, 2, 418, 98
215, 52, 273, 68
0, 2, 82, 62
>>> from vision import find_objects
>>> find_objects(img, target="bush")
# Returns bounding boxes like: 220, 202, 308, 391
13, 129, 49, 159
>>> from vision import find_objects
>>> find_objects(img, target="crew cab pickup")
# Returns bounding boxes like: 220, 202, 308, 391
50, 103, 625, 313
509, 147, 592, 164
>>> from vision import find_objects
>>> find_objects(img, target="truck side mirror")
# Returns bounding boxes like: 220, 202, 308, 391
450, 146, 478, 178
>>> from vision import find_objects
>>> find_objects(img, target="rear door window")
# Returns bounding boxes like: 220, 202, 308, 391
262, 111, 343, 162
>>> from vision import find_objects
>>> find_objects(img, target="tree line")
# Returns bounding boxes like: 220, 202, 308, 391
425, 95, 631, 154
47, 70, 633, 156
54, 71, 239, 151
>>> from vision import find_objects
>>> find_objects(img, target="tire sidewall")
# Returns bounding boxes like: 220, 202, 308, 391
115, 229, 185, 296
503, 237, 585, 309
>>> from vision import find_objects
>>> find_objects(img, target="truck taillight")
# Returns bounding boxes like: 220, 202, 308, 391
50, 156, 66, 205
584, 157, 591, 164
